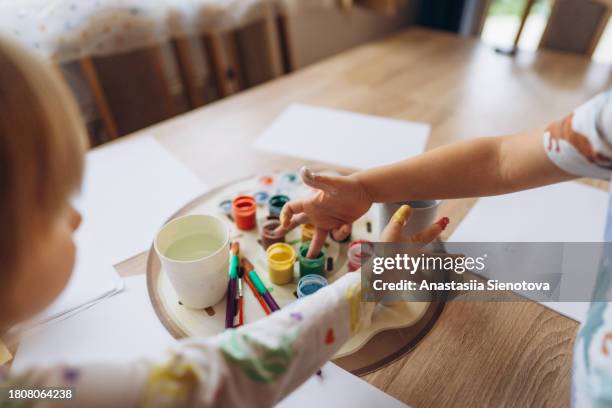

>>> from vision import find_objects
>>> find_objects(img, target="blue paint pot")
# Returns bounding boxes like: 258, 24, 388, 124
297, 274, 328, 298
218, 199, 232, 214
253, 191, 270, 205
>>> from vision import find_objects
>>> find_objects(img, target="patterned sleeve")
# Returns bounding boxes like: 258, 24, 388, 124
1, 272, 372, 407
544, 89, 612, 180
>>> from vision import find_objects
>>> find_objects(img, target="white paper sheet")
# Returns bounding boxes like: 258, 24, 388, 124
449, 181, 609, 322
253, 104, 430, 170
12, 275, 177, 372
74, 136, 208, 266
277, 363, 408, 408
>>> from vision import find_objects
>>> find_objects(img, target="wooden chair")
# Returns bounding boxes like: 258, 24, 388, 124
539, 0, 611, 55
165, 0, 284, 104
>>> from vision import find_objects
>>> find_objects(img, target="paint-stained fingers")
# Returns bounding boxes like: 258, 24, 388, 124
380, 205, 412, 243
406, 217, 450, 247
276, 213, 310, 234
306, 227, 328, 258
300, 166, 341, 194
280, 200, 305, 228
331, 224, 352, 241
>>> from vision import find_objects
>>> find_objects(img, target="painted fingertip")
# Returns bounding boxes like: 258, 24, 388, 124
437, 217, 450, 230
300, 166, 314, 182
391, 204, 412, 224
280, 211, 289, 227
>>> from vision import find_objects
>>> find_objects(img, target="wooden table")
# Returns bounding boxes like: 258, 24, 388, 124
117, 28, 612, 407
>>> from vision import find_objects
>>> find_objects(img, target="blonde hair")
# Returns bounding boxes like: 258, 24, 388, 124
0, 36, 87, 274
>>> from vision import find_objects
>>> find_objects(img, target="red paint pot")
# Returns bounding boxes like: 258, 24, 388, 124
232, 195, 257, 230
347, 240, 374, 272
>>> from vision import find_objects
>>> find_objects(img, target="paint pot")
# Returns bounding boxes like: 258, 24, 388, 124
261, 218, 285, 249
297, 274, 328, 298
298, 242, 326, 278
301, 223, 315, 242
232, 195, 257, 230
266, 243, 296, 285
218, 199, 232, 215
253, 191, 269, 206
347, 240, 374, 272
282, 173, 298, 184
259, 175, 274, 186
268, 194, 289, 218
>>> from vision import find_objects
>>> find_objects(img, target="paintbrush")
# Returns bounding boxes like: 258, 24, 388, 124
241, 258, 280, 312
225, 242, 240, 328
244, 271, 271, 315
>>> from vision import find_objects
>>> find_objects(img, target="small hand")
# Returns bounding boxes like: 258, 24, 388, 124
278, 167, 373, 257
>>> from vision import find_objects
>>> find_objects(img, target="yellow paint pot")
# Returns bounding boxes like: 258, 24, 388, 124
266, 243, 296, 285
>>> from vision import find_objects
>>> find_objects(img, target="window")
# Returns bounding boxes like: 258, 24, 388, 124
480, 0, 550, 51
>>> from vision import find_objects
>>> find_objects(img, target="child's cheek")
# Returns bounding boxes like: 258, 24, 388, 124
15, 222, 76, 322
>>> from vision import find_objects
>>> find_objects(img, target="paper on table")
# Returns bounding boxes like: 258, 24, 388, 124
12, 275, 176, 372
449, 181, 608, 322
74, 136, 208, 266
253, 104, 430, 170
277, 363, 407, 408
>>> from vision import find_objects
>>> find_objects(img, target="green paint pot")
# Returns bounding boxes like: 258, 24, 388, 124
268, 194, 289, 217
298, 242, 326, 278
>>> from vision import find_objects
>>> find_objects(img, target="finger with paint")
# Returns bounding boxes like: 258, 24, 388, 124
407, 217, 450, 246
330, 224, 352, 242
279, 199, 304, 228
380, 204, 412, 243
306, 227, 328, 258
300, 166, 341, 195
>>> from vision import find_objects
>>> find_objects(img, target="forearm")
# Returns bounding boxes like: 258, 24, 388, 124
354, 128, 575, 202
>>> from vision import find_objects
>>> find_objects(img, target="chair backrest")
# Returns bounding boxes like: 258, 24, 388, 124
539, 0, 611, 55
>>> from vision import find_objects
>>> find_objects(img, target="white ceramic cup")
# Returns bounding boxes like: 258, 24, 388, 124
154, 214, 230, 309
377, 200, 440, 236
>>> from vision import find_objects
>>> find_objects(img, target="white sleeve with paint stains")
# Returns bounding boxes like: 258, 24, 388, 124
0, 272, 371, 408
543, 89, 612, 180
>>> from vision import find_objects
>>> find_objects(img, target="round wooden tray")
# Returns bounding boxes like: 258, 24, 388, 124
146, 170, 447, 376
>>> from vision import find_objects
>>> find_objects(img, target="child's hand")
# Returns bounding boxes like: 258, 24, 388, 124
380, 204, 449, 245
278, 167, 373, 257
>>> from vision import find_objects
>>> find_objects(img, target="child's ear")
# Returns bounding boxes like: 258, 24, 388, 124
68, 206, 82, 231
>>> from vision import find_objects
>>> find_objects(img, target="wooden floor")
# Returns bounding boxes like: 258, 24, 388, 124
118, 28, 612, 407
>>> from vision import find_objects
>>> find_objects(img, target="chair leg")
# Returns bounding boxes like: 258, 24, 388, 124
512, 0, 536, 49
172, 38, 206, 109
276, 13, 296, 73
588, 8, 611, 56
149, 45, 180, 118
204, 32, 232, 98
79, 57, 119, 140
262, 3, 284, 78
227, 31, 246, 90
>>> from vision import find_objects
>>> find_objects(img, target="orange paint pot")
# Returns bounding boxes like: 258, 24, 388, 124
232, 195, 257, 230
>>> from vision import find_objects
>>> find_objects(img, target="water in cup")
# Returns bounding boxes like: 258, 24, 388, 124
164, 233, 223, 261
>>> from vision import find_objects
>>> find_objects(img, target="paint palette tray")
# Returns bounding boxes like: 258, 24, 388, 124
146, 170, 447, 375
